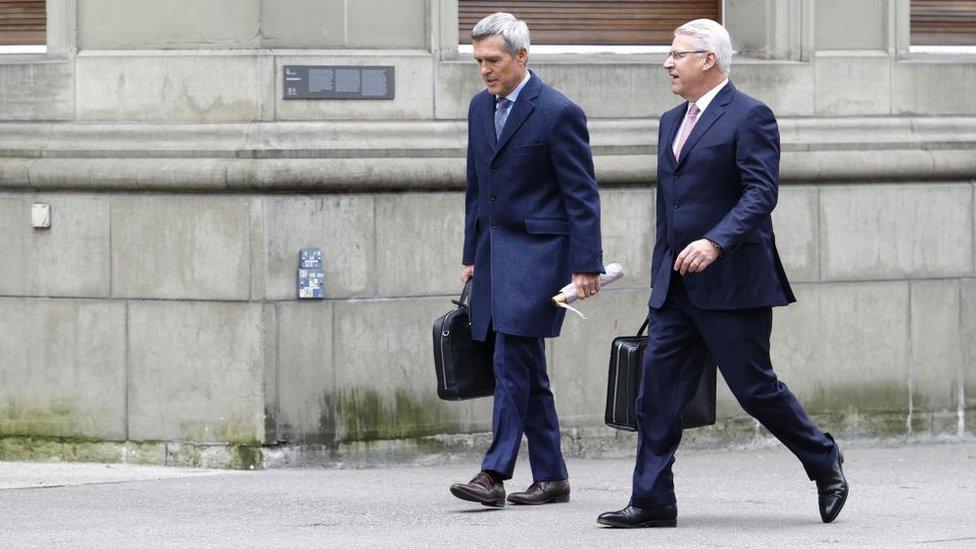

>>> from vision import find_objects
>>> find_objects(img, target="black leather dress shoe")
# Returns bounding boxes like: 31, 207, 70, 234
450, 471, 506, 507
597, 504, 677, 528
816, 445, 849, 523
507, 479, 570, 505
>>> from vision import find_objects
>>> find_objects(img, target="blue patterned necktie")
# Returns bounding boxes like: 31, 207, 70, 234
495, 97, 512, 139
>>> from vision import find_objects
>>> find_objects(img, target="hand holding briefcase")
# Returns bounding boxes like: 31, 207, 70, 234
432, 281, 495, 400
606, 317, 717, 431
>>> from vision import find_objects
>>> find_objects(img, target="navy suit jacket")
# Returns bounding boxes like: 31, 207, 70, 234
650, 82, 795, 310
463, 72, 603, 340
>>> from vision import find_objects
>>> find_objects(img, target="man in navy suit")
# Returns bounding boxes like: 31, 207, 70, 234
598, 19, 849, 527
449, 12, 604, 508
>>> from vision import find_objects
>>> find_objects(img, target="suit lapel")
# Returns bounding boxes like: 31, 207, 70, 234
491, 73, 541, 161
675, 83, 735, 168
663, 106, 685, 169
482, 93, 497, 150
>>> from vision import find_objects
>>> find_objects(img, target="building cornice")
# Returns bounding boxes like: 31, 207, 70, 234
1, 117, 973, 192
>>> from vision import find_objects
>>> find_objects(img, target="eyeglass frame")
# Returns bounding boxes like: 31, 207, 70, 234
666, 49, 709, 60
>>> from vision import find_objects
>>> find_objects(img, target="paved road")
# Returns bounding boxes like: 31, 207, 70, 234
1, 440, 974, 547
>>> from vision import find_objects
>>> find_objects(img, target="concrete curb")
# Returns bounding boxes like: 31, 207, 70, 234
3, 408, 971, 470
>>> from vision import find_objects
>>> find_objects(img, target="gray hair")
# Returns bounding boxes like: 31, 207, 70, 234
675, 19, 733, 72
471, 12, 530, 56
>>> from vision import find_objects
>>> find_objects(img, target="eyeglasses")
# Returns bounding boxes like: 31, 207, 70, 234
667, 50, 708, 60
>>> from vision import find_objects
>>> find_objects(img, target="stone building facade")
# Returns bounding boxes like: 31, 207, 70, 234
0, 0, 973, 467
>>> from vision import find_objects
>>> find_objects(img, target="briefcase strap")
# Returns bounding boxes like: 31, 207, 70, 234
637, 317, 648, 336
452, 280, 472, 309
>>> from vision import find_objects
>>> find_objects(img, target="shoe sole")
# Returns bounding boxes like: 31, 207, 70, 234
450, 486, 505, 507
596, 517, 677, 528
508, 494, 570, 505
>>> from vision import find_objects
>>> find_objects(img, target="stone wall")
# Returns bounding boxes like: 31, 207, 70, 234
0, 0, 974, 467
0, 176, 973, 465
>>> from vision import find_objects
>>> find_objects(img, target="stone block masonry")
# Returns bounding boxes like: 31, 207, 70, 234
0, 178, 972, 467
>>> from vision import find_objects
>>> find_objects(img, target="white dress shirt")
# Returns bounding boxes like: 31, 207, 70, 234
672, 78, 730, 157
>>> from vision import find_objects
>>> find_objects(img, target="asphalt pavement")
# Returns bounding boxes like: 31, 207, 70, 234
1, 440, 974, 547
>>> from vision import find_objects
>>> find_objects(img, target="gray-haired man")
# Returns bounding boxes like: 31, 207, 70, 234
598, 19, 848, 528
449, 12, 603, 508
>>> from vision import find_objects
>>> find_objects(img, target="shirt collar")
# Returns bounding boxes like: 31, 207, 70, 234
498, 70, 532, 105
690, 78, 729, 115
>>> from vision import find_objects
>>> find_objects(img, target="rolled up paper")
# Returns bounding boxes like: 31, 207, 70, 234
551, 263, 625, 319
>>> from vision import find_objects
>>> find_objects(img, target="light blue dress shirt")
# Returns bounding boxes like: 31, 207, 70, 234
494, 71, 532, 138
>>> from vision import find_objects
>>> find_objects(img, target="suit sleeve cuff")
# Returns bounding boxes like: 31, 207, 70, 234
704, 232, 731, 252
570, 249, 605, 274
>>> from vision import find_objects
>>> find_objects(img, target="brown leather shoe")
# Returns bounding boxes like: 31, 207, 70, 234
507, 479, 570, 505
450, 471, 506, 507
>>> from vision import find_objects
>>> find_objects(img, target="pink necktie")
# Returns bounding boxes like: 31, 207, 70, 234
673, 103, 699, 160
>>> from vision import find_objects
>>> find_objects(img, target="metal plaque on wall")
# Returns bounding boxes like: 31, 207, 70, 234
283, 65, 395, 100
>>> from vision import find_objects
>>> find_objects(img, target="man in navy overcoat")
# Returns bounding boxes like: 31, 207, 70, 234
449, 12, 604, 508
598, 19, 849, 528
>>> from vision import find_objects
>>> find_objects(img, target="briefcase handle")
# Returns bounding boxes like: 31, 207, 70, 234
637, 316, 648, 336
451, 280, 472, 309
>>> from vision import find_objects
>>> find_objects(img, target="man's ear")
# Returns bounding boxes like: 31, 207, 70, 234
703, 52, 717, 71
517, 47, 528, 67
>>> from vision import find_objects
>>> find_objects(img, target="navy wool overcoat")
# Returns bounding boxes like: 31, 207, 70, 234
462, 72, 603, 341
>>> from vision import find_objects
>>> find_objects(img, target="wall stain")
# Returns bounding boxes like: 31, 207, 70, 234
334, 388, 456, 443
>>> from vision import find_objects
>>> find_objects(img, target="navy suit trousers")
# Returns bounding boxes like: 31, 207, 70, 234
631, 276, 838, 508
481, 330, 567, 482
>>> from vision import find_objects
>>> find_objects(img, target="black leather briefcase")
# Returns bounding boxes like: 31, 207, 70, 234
432, 282, 495, 400
605, 318, 717, 431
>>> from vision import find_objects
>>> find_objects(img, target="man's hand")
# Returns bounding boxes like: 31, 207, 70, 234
460, 265, 474, 283
674, 239, 721, 275
573, 272, 601, 300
